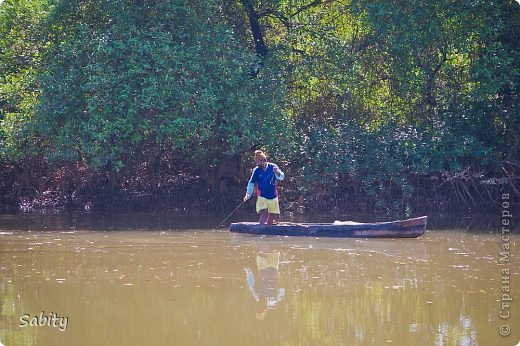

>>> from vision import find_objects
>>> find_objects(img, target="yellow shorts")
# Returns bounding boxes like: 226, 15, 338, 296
256, 196, 280, 214
256, 252, 280, 270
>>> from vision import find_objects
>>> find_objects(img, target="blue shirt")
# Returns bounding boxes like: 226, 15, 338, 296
246, 163, 285, 199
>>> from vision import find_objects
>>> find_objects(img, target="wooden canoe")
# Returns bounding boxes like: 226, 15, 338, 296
229, 216, 427, 238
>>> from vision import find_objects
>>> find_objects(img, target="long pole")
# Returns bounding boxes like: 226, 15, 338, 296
212, 199, 247, 231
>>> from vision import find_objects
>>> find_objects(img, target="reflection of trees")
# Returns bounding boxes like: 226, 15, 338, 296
280, 247, 479, 345
0, 280, 38, 345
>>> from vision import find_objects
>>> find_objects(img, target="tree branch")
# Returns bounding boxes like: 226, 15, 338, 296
240, 0, 269, 58
289, 0, 329, 19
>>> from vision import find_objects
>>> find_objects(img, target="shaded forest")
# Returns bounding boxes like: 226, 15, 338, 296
0, 0, 519, 214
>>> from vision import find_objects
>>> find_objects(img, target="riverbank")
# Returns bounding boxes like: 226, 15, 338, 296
1, 159, 516, 215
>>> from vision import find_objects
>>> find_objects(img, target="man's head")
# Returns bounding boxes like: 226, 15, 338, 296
254, 150, 267, 168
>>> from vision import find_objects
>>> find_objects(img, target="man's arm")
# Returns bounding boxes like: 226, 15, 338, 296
246, 182, 255, 196
244, 167, 258, 200
273, 165, 285, 181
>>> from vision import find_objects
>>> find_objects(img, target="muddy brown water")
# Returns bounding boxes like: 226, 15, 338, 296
0, 213, 518, 345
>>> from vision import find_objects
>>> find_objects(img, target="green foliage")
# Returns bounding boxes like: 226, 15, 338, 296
259, 0, 519, 209
0, 0, 52, 159
32, 0, 288, 171
0, 0, 518, 210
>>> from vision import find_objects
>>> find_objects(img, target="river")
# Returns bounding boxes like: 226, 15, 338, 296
0, 212, 518, 345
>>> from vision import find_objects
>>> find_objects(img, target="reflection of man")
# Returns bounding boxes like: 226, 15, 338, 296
244, 251, 285, 320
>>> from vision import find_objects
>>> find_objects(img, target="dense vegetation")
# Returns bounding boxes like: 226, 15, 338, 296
1, 0, 519, 213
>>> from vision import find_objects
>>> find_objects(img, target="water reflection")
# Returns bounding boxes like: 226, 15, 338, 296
244, 251, 285, 320
267, 237, 432, 344
231, 233, 518, 345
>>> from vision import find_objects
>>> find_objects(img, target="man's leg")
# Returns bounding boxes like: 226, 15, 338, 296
259, 209, 268, 224
266, 197, 279, 225
267, 213, 275, 225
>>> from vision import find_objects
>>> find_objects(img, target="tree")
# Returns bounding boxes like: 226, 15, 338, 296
34, 0, 289, 172
0, 0, 52, 159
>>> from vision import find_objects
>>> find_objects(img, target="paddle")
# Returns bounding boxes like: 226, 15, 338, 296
212, 199, 248, 231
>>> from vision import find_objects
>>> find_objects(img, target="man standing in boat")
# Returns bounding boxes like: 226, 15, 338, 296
243, 150, 285, 225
